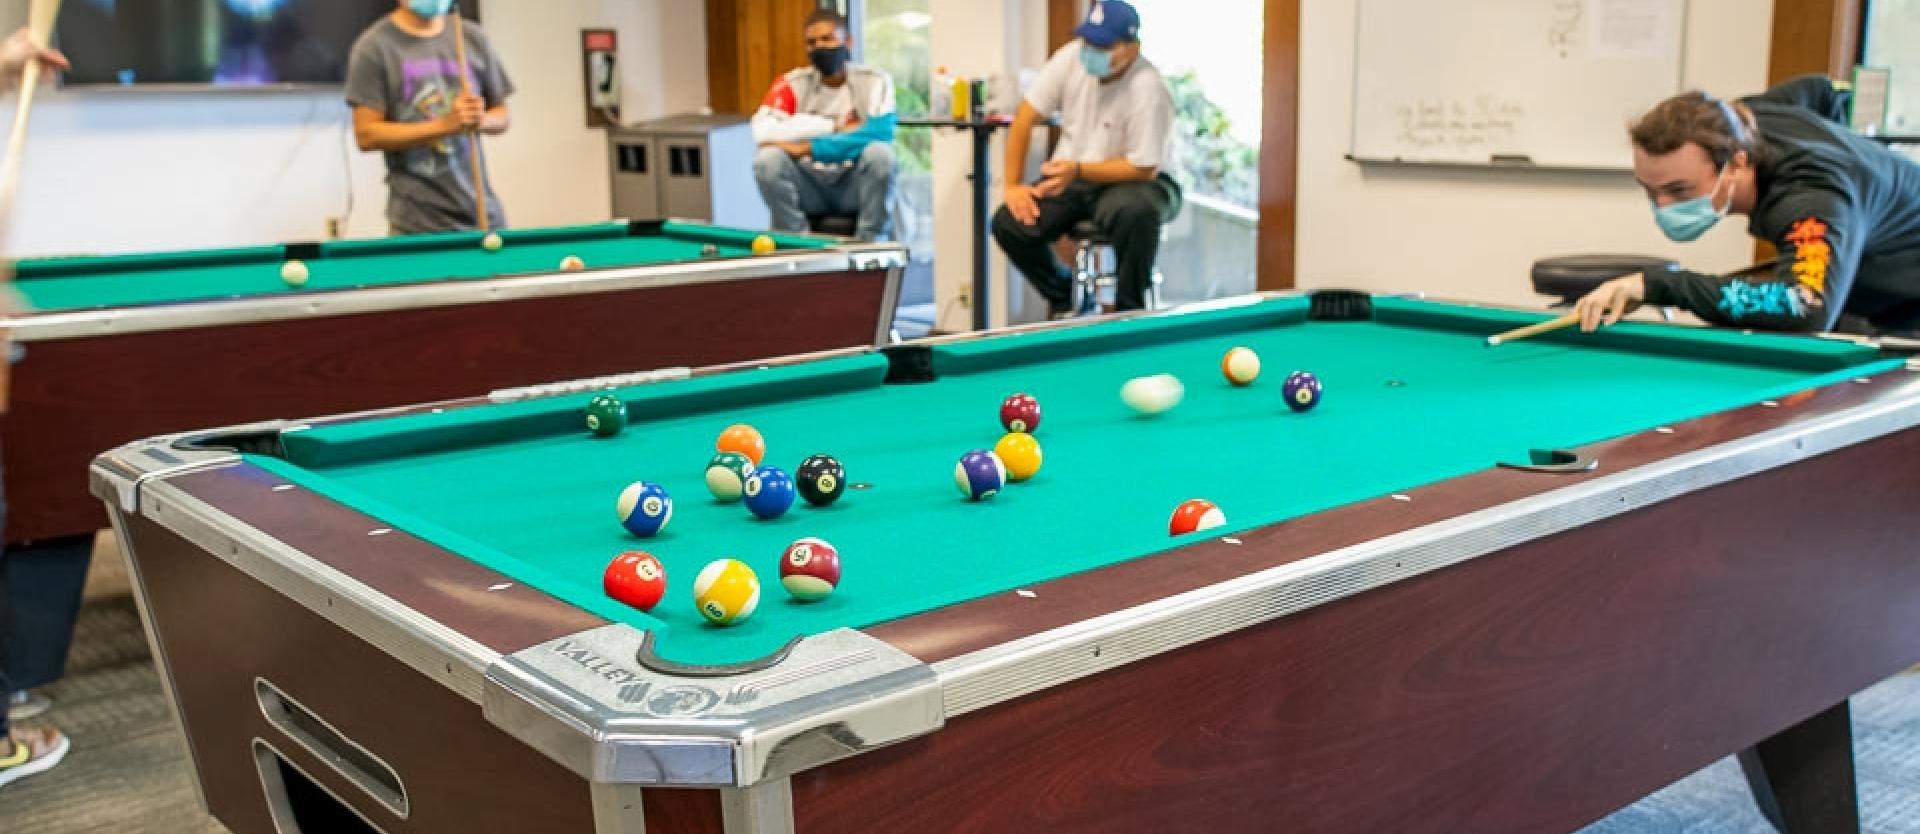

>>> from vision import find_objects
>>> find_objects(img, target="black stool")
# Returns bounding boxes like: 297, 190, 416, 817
1532, 254, 1678, 320
1068, 221, 1163, 314
807, 212, 860, 239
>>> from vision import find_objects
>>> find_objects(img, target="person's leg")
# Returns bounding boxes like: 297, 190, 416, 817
6, 536, 94, 694
992, 183, 1094, 315
1090, 180, 1173, 312
0, 441, 67, 789
753, 147, 817, 233
1, 546, 11, 743
844, 142, 897, 242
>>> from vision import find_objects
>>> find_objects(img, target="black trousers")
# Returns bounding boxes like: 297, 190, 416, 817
991, 178, 1173, 313
3, 539, 91, 701
1, 449, 10, 737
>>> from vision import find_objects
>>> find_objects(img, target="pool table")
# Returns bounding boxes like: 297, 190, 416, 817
93, 293, 1920, 834
8, 220, 902, 549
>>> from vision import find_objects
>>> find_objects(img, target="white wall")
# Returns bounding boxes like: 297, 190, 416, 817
482, 0, 707, 235
927, 0, 1051, 331
1295, 0, 1775, 307
0, 0, 706, 258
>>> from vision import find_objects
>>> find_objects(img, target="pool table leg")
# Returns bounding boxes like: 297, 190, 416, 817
589, 780, 794, 834
720, 779, 795, 834
1738, 699, 1859, 834
593, 783, 650, 834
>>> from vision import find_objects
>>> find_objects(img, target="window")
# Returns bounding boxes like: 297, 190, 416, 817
1123, 0, 1264, 304
858, 0, 936, 331
1863, 0, 1920, 136
854, 0, 1266, 326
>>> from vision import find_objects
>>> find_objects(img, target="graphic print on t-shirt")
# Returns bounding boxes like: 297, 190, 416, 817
400, 57, 475, 176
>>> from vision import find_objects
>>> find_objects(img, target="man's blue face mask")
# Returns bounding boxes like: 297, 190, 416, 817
1653, 163, 1732, 242
408, 0, 454, 18
1080, 44, 1113, 78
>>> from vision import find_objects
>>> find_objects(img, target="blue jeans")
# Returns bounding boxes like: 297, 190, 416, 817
753, 143, 896, 242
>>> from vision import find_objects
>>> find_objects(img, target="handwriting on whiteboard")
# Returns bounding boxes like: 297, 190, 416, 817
1394, 97, 1526, 152
1549, 0, 1584, 59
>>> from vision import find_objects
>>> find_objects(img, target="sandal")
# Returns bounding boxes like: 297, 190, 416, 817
0, 727, 70, 789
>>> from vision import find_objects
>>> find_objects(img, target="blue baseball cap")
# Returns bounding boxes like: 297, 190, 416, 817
1075, 1, 1141, 48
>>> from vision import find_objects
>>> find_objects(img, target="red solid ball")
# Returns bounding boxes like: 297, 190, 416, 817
604, 551, 667, 612
1169, 499, 1226, 536
779, 537, 842, 601
1000, 393, 1042, 434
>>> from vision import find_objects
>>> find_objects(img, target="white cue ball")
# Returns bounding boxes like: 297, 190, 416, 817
279, 260, 310, 287
482, 232, 504, 252
1121, 373, 1184, 416
560, 255, 586, 272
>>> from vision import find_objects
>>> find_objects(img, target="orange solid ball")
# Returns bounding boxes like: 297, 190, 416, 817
716, 424, 766, 466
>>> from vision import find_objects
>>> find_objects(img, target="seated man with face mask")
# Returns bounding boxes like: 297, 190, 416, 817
993, 0, 1175, 318
750, 10, 898, 242
1574, 76, 1920, 336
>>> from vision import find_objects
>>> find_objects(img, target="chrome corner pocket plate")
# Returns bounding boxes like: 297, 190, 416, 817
483, 625, 942, 788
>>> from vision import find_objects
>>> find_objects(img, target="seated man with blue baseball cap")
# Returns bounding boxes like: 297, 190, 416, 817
993, 0, 1176, 318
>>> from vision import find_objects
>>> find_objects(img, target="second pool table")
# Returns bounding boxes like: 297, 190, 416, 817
96, 293, 1920, 834
5, 219, 904, 547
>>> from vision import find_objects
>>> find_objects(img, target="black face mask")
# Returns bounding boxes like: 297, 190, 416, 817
809, 45, 850, 77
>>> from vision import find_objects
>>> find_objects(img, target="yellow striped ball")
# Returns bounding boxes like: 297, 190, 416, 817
692, 558, 761, 626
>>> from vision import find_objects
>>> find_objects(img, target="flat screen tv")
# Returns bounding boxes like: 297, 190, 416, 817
56, 1, 474, 89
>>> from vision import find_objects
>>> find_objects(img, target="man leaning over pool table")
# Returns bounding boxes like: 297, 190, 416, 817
1573, 76, 1920, 337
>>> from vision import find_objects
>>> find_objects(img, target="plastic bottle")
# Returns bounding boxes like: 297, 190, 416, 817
951, 73, 972, 121
930, 66, 952, 120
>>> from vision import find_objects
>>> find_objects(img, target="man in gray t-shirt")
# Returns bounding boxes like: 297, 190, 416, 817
346, 1, 513, 235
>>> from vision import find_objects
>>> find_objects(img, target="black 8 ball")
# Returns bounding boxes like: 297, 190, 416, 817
796, 454, 846, 507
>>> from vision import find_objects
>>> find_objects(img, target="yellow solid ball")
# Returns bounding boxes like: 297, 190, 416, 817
750, 235, 777, 255
692, 558, 761, 626
482, 232, 504, 252
994, 432, 1043, 482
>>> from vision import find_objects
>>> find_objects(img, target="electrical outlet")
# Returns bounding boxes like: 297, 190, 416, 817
325, 217, 344, 240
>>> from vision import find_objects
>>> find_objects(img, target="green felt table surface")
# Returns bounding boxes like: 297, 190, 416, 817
245, 296, 1897, 666
13, 221, 829, 314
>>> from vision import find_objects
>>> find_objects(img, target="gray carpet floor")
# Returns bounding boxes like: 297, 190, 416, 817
0, 540, 1915, 834
1579, 670, 1920, 834
1, 595, 224, 834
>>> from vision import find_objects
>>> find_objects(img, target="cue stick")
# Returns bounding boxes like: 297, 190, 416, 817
1485, 312, 1579, 346
0, 0, 65, 411
450, 4, 490, 234
0, 0, 60, 223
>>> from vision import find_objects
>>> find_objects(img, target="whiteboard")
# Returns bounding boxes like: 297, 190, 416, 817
1350, 0, 1687, 170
